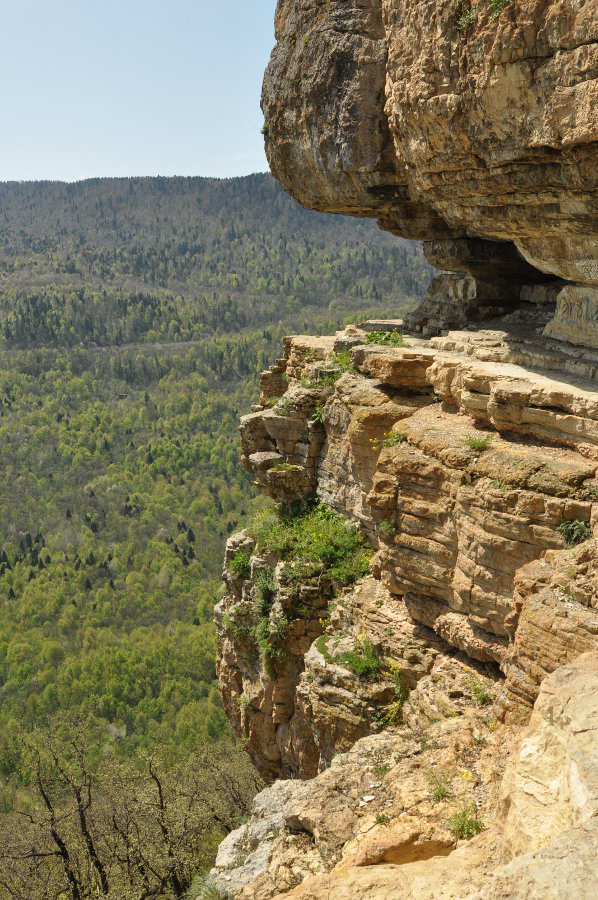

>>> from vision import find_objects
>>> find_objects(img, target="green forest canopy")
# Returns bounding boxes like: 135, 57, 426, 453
0, 173, 431, 894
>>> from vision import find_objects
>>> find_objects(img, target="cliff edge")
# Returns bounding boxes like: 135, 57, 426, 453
207, 2, 598, 897
211, 324, 598, 897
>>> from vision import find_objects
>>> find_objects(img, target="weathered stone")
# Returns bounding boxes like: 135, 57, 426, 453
262, 0, 598, 333
403, 274, 523, 338
468, 820, 598, 900
499, 542, 598, 722
544, 284, 598, 349
217, 324, 598, 896
498, 652, 598, 857
212, 658, 502, 898
423, 239, 559, 287
224, 330, 598, 778
261, 0, 454, 241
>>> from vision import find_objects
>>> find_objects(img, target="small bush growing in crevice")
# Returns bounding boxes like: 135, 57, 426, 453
312, 403, 324, 425
448, 803, 485, 839
488, 0, 512, 18
254, 567, 277, 615
365, 329, 409, 347
557, 519, 591, 548
378, 519, 397, 539
247, 501, 371, 588
302, 350, 356, 389
370, 430, 407, 452
456, 4, 477, 29
375, 661, 409, 726
251, 615, 288, 677
275, 397, 294, 416
341, 635, 381, 678
316, 633, 335, 664
428, 770, 452, 803
221, 613, 252, 641
270, 461, 298, 473
229, 550, 251, 579
465, 433, 493, 452
316, 633, 381, 680
332, 349, 356, 373
465, 671, 494, 706
304, 370, 341, 388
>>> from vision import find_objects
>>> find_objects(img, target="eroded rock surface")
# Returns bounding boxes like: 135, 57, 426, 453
262, 0, 598, 338
219, 326, 598, 778
211, 653, 598, 899
214, 320, 598, 897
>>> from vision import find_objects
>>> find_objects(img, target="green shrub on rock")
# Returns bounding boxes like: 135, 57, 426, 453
248, 501, 371, 588
229, 551, 251, 579
557, 519, 591, 548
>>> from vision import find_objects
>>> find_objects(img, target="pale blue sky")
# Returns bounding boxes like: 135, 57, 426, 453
0, 0, 276, 181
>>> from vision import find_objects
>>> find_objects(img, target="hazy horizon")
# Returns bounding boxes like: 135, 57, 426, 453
0, 170, 271, 186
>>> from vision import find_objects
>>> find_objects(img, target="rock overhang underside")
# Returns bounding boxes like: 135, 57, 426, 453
262, 0, 598, 343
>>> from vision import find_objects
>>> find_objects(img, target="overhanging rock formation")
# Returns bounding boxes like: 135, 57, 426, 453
262, 0, 598, 340
206, 4, 598, 898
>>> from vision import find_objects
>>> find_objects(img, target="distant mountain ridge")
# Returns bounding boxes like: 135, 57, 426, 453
0, 173, 431, 349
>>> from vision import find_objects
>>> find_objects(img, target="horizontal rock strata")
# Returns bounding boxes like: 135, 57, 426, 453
217, 321, 598, 785
213, 317, 598, 898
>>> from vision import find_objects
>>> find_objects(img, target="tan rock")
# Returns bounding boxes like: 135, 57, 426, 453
468, 820, 598, 900
498, 652, 598, 858
224, 329, 598, 778
544, 284, 598, 349
262, 0, 598, 335
499, 541, 598, 721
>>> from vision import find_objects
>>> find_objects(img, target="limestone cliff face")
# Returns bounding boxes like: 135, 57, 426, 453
208, 3, 598, 896
212, 322, 598, 898
217, 323, 598, 780
262, 0, 598, 339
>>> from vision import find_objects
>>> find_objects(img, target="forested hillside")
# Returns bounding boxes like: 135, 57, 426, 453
0, 174, 431, 897
0, 174, 429, 346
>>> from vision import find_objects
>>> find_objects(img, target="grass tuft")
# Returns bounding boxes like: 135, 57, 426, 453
465, 433, 493, 452
488, 0, 512, 18
428, 770, 452, 803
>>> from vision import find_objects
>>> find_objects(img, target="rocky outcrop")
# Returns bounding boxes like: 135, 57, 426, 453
213, 652, 505, 899
499, 538, 598, 721
262, 0, 598, 338
213, 317, 598, 896
210, 4, 598, 892
498, 651, 598, 858
211, 652, 598, 899
218, 323, 598, 776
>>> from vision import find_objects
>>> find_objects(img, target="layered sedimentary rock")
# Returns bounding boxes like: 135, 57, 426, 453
262, 0, 598, 337
218, 325, 598, 782
212, 650, 598, 899
209, 2, 598, 895
213, 320, 598, 897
